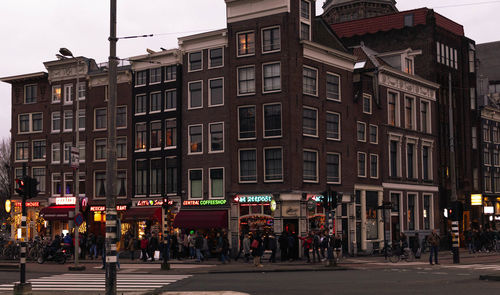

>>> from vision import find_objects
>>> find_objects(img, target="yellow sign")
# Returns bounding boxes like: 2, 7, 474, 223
5, 200, 11, 213
471, 194, 482, 206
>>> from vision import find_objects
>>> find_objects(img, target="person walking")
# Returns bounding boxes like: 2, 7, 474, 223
251, 234, 263, 267
299, 233, 313, 263
428, 230, 441, 265
243, 234, 251, 263
278, 232, 288, 262
312, 231, 321, 263
127, 236, 136, 260
149, 233, 159, 262
140, 235, 149, 262
268, 234, 277, 263
194, 232, 204, 262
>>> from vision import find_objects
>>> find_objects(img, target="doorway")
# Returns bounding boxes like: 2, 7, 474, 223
283, 219, 299, 260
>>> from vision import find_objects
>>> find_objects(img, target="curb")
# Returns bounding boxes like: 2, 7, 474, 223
0, 264, 19, 270
205, 266, 350, 274
479, 275, 500, 281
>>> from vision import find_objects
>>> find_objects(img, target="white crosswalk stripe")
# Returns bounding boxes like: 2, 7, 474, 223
0, 273, 191, 292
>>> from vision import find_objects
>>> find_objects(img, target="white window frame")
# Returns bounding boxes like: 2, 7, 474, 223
303, 106, 318, 137
238, 148, 258, 183
303, 149, 319, 183
165, 89, 177, 112
94, 108, 107, 131
237, 105, 256, 141
134, 161, 147, 197
264, 146, 284, 183
149, 157, 162, 197
326, 152, 341, 184
261, 26, 281, 54
94, 138, 107, 162
51, 173, 61, 197
135, 122, 147, 152
188, 124, 203, 155
369, 153, 379, 179
78, 141, 85, 163
237, 65, 256, 96
263, 102, 282, 139
357, 152, 367, 178
188, 168, 203, 199
24, 84, 37, 104
357, 121, 366, 142
208, 47, 224, 69
63, 84, 73, 105
387, 90, 400, 127
421, 141, 434, 181
236, 30, 256, 58
369, 124, 378, 144
208, 77, 224, 107
51, 143, 60, 164
63, 142, 72, 164
116, 105, 127, 129
209, 167, 225, 199
94, 170, 107, 199
135, 93, 147, 115
407, 192, 419, 231
389, 133, 403, 178
78, 83, 86, 101
150, 120, 162, 151
326, 111, 341, 141
262, 62, 281, 94
164, 65, 177, 82
149, 67, 161, 85
303, 65, 318, 96
188, 80, 203, 110
116, 137, 127, 160
15, 141, 29, 162
406, 137, 418, 179
404, 94, 417, 130
52, 85, 61, 103
32, 166, 46, 194
135, 70, 147, 87
149, 91, 162, 114
78, 109, 85, 131
63, 110, 73, 132
208, 122, 224, 154
188, 51, 203, 72
363, 94, 372, 114
19, 113, 43, 134
165, 119, 177, 150
51, 112, 61, 133
422, 193, 434, 230
32, 140, 46, 162
300, 0, 312, 41
420, 99, 431, 134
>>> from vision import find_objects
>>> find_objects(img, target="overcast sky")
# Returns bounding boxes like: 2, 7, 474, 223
1, 0, 498, 141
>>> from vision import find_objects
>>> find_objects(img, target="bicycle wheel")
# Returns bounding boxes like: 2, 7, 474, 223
406, 252, 415, 262
389, 254, 400, 263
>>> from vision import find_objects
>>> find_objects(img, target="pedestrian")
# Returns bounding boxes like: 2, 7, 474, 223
127, 236, 136, 260
235, 232, 245, 261
149, 233, 159, 262
171, 233, 179, 260
96, 234, 104, 259
251, 234, 263, 267
243, 234, 251, 263
202, 234, 210, 260
194, 232, 204, 262
428, 229, 440, 265
268, 233, 277, 263
140, 235, 149, 262
287, 234, 295, 261
312, 231, 321, 263
299, 233, 312, 263
278, 232, 288, 262
188, 231, 196, 259
319, 232, 328, 260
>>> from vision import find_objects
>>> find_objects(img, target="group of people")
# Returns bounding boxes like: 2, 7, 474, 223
465, 227, 499, 254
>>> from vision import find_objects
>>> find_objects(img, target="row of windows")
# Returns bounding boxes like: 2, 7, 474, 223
135, 90, 178, 114
186, 78, 224, 110
357, 122, 378, 144
135, 65, 177, 86
357, 153, 379, 179
188, 123, 223, 154
436, 42, 458, 69
483, 124, 500, 143
187, 168, 223, 199
387, 91, 431, 133
51, 84, 85, 104
389, 138, 433, 181
237, 26, 281, 58
390, 192, 434, 231
135, 158, 178, 196
135, 120, 177, 151
483, 149, 500, 167
483, 170, 500, 193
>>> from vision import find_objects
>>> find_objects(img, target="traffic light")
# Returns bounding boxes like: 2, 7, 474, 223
321, 191, 329, 210
331, 191, 338, 209
162, 198, 170, 210
15, 178, 26, 196
27, 177, 39, 199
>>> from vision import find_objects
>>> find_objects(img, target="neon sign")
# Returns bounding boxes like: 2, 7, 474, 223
14, 201, 40, 207
90, 205, 127, 212
234, 195, 272, 203
183, 200, 227, 206
136, 199, 173, 207
55, 197, 76, 205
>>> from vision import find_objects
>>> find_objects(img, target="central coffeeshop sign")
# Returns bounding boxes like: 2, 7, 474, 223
183, 199, 227, 206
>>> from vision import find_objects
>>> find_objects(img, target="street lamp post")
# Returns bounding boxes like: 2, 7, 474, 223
59, 47, 86, 271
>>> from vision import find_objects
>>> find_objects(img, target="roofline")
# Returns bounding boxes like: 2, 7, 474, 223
379, 65, 440, 89
128, 48, 180, 62
0, 72, 47, 83
301, 40, 357, 62
178, 28, 227, 43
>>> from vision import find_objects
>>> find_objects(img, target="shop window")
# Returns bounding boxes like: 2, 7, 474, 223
366, 191, 378, 240
408, 193, 416, 230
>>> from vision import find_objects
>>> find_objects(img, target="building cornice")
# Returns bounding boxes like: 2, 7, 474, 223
0, 72, 47, 83
302, 40, 356, 72
378, 67, 438, 101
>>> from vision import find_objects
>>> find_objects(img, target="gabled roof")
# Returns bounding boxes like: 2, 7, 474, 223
331, 8, 464, 38
0, 72, 47, 84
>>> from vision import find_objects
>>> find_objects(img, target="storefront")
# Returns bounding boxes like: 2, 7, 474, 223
482, 196, 500, 230
88, 204, 127, 238
39, 196, 80, 239
122, 199, 165, 239
173, 199, 228, 233
306, 194, 326, 232
6, 200, 44, 240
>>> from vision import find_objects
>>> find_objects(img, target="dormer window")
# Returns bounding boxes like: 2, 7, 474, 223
404, 57, 413, 74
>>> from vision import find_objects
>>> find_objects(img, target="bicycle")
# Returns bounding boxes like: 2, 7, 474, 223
389, 247, 415, 263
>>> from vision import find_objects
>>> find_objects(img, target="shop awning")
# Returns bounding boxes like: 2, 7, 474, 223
173, 210, 227, 229
121, 207, 162, 221
39, 206, 75, 221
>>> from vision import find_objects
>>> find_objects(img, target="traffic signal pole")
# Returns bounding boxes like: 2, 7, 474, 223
448, 73, 460, 264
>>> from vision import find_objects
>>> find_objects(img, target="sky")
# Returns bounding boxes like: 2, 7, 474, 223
0, 0, 499, 141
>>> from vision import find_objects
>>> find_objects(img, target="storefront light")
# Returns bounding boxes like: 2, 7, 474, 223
5, 200, 11, 213
471, 194, 482, 206
17, 228, 21, 239
484, 206, 494, 214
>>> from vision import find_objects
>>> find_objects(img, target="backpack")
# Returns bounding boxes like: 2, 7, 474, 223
251, 239, 259, 249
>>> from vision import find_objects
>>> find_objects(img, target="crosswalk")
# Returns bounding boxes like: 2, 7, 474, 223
0, 273, 191, 292
441, 263, 500, 272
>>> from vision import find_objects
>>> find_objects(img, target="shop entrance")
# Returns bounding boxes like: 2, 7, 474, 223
283, 219, 299, 260
391, 215, 400, 242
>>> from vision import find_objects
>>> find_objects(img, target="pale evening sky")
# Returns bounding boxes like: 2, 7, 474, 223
0, 0, 498, 141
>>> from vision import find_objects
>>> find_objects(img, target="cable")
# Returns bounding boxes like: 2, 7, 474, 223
117, 28, 223, 40
433, 1, 500, 9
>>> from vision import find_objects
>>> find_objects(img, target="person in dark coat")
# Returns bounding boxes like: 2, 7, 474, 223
279, 232, 288, 262
251, 234, 264, 267
268, 234, 277, 263
149, 233, 159, 261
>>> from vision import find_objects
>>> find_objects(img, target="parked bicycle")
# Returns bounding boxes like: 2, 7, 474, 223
389, 245, 415, 263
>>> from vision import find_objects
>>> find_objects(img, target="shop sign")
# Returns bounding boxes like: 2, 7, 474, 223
5, 200, 11, 213
495, 216, 500, 221
484, 206, 494, 214
136, 199, 173, 207
55, 196, 76, 205
90, 205, 127, 212
471, 194, 482, 206
13, 201, 40, 207
307, 194, 324, 202
234, 195, 272, 203
183, 199, 227, 206
270, 200, 277, 212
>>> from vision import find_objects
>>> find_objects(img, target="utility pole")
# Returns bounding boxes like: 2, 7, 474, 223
448, 72, 460, 264
105, 0, 118, 293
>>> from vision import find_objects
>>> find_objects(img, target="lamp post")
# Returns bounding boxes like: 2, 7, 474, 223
59, 47, 86, 271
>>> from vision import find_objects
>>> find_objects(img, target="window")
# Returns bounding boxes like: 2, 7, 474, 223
52, 85, 61, 103
63, 142, 71, 163
469, 45, 475, 73
300, 22, 310, 41
150, 159, 162, 195
49, 112, 60, 133
303, 107, 318, 136
493, 127, 499, 143
135, 160, 147, 195
370, 154, 378, 179
303, 67, 317, 96
165, 65, 176, 81
92, 171, 105, 198
484, 149, 491, 166
117, 171, 126, 197
209, 48, 223, 68
422, 146, 430, 180
78, 84, 86, 100
420, 100, 430, 133
51, 143, 60, 163
263, 63, 281, 92
135, 123, 146, 150
391, 192, 401, 213
237, 31, 255, 56
472, 127, 477, 150
326, 112, 340, 140
116, 106, 126, 128
15, 141, 28, 161
495, 172, 500, 193
19, 114, 29, 133
301, 0, 310, 19
407, 143, 415, 179
388, 91, 398, 126
408, 194, 417, 230
95, 108, 106, 130
64, 84, 73, 104
189, 125, 203, 154
423, 195, 432, 230
484, 125, 490, 142
357, 152, 366, 177
238, 66, 255, 95
327, 153, 340, 184
64, 173, 73, 196
404, 57, 413, 74
363, 94, 372, 114
24, 84, 37, 104
264, 104, 281, 137
470, 87, 476, 110
165, 119, 177, 149
95, 139, 106, 161
78, 142, 85, 163
405, 96, 415, 130
209, 122, 224, 152
238, 106, 256, 139
369, 125, 378, 144
32, 140, 46, 161
390, 140, 399, 177
78, 110, 85, 131
135, 94, 147, 114
494, 150, 500, 167
188, 81, 202, 109
210, 168, 224, 199
117, 137, 126, 159
33, 168, 45, 193
150, 68, 161, 84
209, 78, 224, 106
135, 70, 147, 86
166, 158, 178, 194
26, 113, 42, 133
189, 169, 202, 199
303, 150, 318, 182
484, 170, 492, 192
189, 51, 202, 71
404, 14, 414, 27
52, 174, 62, 196
150, 121, 162, 149
239, 149, 257, 182
357, 122, 366, 142
262, 27, 280, 53
150, 92, 162, 113
165, 89, 177, 111
326, 73, 340, 101
265, 148, 283, 181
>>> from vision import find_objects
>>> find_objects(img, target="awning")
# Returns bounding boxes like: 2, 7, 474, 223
121, 207, 162, 221
39, 206, 75, 221
173, 210, 227, 229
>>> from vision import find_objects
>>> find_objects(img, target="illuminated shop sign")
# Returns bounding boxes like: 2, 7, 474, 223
183, 199, 227, 206
484, 206, 494, 214
136, 199, 173, 207
307, 194, 324, 202
55, 196, 76, 205
14, 201, 40, 207
471, 194, 482, 206
90, 205, 127, 212
234, 195, 272, 203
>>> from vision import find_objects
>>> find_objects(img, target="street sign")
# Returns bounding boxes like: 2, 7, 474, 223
74, 213, 84, 227
70, 147, 79, 169
307, 198, 316, 211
